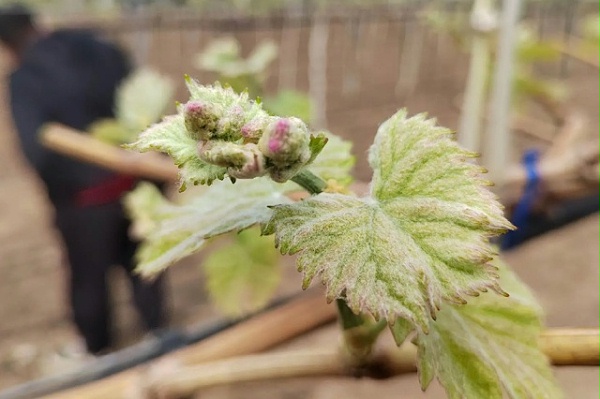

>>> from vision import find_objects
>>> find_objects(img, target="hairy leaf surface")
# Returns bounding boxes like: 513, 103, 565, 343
264, 110, 513, 331
309, 132, 355, 186
416, 263, 562, 399
126, 79, 270, 188
130, 179, 292, 277
205, 228, 280, 316
126, 114, 227, 187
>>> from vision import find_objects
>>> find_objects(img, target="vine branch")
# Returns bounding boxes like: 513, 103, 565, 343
144, 328, 599, 398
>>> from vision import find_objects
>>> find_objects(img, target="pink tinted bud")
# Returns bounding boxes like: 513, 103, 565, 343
197, 141, 266, 181
227, 144, 267, 179
267, 119, 290, 153
216, 105, 245, 141
240, 117, 269, 143
258, 117, 310, 166
183, 101, 221, 140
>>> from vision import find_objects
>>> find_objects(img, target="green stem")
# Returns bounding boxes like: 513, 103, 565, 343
291, 169, 328, 195
336, 298, 366, 330
337, 298, 387, 365
458, 31, 490, 151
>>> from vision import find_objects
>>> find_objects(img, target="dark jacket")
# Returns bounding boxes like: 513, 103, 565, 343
9, 29, 131, 205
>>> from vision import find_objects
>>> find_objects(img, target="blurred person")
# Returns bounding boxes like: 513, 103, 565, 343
0, 4, 167, 356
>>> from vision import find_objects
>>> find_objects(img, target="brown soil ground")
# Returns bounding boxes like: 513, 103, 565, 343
0, 13, 598, 397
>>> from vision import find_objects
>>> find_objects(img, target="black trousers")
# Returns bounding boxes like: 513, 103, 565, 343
54, 201, 166, 354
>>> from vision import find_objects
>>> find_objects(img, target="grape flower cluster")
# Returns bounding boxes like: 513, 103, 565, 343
183, 100, 312, 182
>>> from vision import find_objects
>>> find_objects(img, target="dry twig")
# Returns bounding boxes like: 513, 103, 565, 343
40, 124, 178, 182
42, 290, 337, 399
144, 328, 598, 398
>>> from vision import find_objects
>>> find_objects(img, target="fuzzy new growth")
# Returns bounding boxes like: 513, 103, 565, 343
240, 119, 267, 143
258, 117, 311, 166
184, 101, 222, 140
182, 97, 312, 183
127, 79, 561, 399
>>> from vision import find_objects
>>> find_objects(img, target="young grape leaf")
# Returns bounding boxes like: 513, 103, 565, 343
516, 27, 561, 64
306, 133, 328, 165
514, 74, 566, 107
264, 110, 513, 331
194, 37, 277, 78
263, 89, 313, 122
308, 131, 355, 186
389, 317, 414, 346
194, 37, 243, 76
123, 182, 180, 240
581, 13, 599, 44
184, 77, 268, 121
116, 68, 175, 133
125, 114, 228, 187
130, 178, 292, 277
204, 228, 280, 317
416, 261, 562, 399
90, 118, 130, 146
245, 40, 278, 76
126, 79, 271, 189
281, 132, 355, 193
91, 69, 175, 146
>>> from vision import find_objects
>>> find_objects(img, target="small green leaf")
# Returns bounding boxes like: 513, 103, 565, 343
265, 110, 513, 331
307, 133, 329, 164
194, 37, 243, 76
123, 182, 178, 239
581, 13, 599, 43
514, 74, 567, 105
245, 40, 278, 76
131, 178, 292, 277
416, 262, 563, 399
282, 131, 355, 193
91, 69, 175, 146
194, 37, 277, 79
90, 118, 131, 145
204, 228, 280, 317
516, 27, 561, 64
308, 132, 355, 186
263, 90, 313, 122
390, 317, 414, 346
115, 68, 175, 133
184, 79, 268, 122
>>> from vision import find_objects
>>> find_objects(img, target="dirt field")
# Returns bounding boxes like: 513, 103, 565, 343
0, 11, 598, 397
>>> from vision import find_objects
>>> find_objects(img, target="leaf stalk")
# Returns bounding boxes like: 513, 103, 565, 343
290, 169, 328, 195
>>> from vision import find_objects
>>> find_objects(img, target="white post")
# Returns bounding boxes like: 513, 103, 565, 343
278, 8, 300, 90
308, 14, 330, 129
483, 0, 522, 182
458, 0, 497, 152
395, 17, 424, 98
342, 16, 361, 96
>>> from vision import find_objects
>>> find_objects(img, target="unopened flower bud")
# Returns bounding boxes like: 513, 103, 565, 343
184, 101, 222, 141
240, 117, 271, 144
198, 141, 245, 168
216, 105, 245, 141
227, 143, 267, 179
198, 141, 266, 180
258, 117, 310, 166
